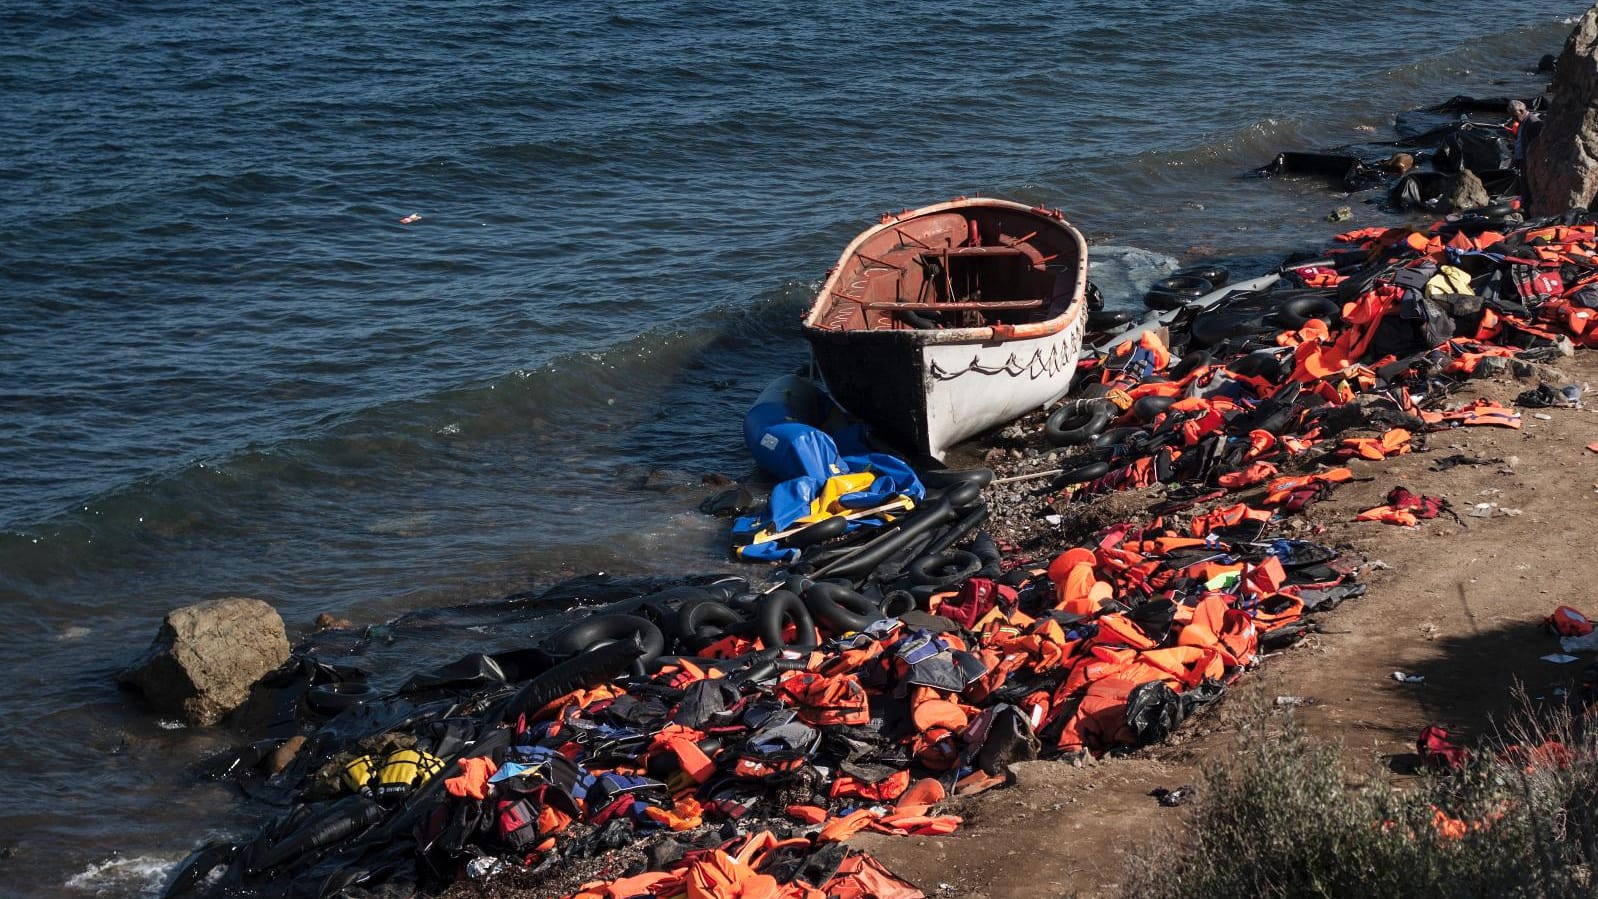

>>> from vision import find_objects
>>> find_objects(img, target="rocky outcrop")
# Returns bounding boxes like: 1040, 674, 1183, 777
119, 597, 290, 725
1527, 4, 1598, 215
1443, 169, 1491, 212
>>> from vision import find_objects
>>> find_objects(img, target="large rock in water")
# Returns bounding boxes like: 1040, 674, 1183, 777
119, 597, 290, 725
1443, 169, 1491, 212
1527, 4, 1598, 215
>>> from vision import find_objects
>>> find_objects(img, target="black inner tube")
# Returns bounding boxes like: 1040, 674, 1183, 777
1090, 426, 1142, 452
1131, 394, 1177, 423
501, 639, 644, 723
545, 614, 665, 670
880, 590, 918, 618
1275, 295, 1341, 329
939, 480, 984, 510
1176, 265, 1229, 289
1144, 275, 1214, 310
803, 581, 886, 634
1045, 399, 1113, 446
785, 515, 848, 549
756, 589, 816, 649
1058, 460, 1112, 485
673, 597, 745, 650
919, 467, 995, 490
907, 549, 983, 588
1169, 349, 1212, 380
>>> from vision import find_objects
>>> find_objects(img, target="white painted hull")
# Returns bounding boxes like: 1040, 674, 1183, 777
920, 303, 1087, 459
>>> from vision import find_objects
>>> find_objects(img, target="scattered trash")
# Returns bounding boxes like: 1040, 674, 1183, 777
1534, 412, 1553, 421
1393, 672, 1426, 684
1357, 486, 1455, 527
1152, 785, 1195, 807
1326, 206, 1353, 222
1275, 695, 1312, 707
1515, 383, 1582, 409
1542, 654, 1581, 664
398, 213, 422, 224
1043, 514, 1063, 526
1430, 454, 1501, 471
1418, 725, 1470, 772
1560, 632, 1598, 654
1468, 502, 1497, 518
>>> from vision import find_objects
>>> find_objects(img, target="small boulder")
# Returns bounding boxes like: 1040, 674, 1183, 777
119, 597, 290, 726
1442, 169, 1490, 212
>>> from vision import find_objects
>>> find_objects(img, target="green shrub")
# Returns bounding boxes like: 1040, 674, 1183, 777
1121, 707, 1597, 899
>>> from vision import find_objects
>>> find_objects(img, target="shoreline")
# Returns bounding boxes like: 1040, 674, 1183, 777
147, 40, 1598, 899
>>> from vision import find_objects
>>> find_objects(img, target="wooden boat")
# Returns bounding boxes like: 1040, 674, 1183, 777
802, 197, 1089, 461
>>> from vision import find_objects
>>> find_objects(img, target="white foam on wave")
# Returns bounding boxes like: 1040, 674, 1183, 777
1088, 245, 1181, 309
64, 854, 179, 897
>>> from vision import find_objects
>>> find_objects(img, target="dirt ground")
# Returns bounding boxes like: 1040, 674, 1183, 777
857, 353, 1598, 898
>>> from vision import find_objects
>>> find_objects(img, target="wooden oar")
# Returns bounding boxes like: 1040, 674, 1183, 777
760, 496, 915, 544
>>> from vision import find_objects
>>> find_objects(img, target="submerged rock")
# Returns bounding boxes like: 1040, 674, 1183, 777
118, 597, 290, 726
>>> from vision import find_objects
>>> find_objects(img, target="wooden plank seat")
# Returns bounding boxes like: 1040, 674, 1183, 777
863, 299, 1047, 311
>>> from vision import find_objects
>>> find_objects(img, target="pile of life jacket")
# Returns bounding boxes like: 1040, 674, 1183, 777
165, 210, 1598, 899
1050, 209, 1594, 514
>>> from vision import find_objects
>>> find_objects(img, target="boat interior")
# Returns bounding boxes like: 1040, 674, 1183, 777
812, 207, 1083, 332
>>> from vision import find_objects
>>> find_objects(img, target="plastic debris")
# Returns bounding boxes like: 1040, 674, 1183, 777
399, 213, 422, 224
1542, 654, 1581, 664
1560, 632, 1598, 654
1152, 785, 1194, 807
1393, 672, 1426, 684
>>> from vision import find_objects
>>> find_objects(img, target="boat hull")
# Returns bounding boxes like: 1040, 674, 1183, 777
808, 308, 1085, 461
802, 198, 1089, 461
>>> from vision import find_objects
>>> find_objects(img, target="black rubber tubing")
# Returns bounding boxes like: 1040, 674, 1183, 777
1169, 349, 1213, 380
1045, 399, 1114, 446
757, 589, 816, 649
501, 638, 644, 723
1059, 460, 1112, 484
970, 531, 1003, 579
907, 549, 983, 588
919, 504, 989, 559
544, 614, 665, 669
813, 494, 958, 580
939, 480, 984, 510
1131, 394, 1177, 423
803, 581, 886, 634
919, 467, 995, 490
1226, 350, 1286, 378
1090, 426, 1142, 452
1276, 295, 1341, 329
785, 515, 848, 548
